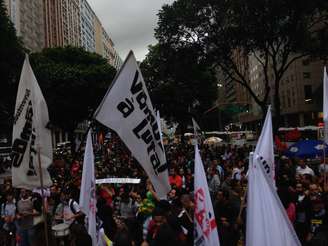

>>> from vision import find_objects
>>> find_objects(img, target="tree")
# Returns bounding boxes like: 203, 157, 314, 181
30, 47, 116, 136
0, 0, 24, 134
155, 0, 328, 129
141, 44, 217, 132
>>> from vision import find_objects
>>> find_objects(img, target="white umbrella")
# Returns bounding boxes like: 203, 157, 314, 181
204, 136, 223, 145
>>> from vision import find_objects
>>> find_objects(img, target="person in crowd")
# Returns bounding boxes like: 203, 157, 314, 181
232, 160, 244, 181
214, 189, 239, 246
16, 189, 40, 246
296, 159, 315, 176
208, 167, 221, 197
145, 207, 178, 246
294, 182, 312, 243
178, 193, 194, 245
1, 192, 16, 246
305, 197, 328, 245
119, 188, 137, 220
169, 168, 182, 190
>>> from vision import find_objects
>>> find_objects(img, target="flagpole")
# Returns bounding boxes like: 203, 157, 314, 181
324, 141, 327, 190
37, 147, 50, 246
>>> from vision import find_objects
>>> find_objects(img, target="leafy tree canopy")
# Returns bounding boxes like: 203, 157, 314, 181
30, 46, 116, 132
141, 44, 217, 131
0, 0, 24, 132
155, 0, 328, 127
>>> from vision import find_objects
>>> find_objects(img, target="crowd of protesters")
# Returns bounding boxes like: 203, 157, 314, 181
0, 133, 327, 246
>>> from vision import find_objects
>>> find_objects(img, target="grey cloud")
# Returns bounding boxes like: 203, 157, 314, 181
88, 0, 175, 61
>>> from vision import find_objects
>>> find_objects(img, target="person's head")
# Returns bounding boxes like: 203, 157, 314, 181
216, 189, 229, 203
295, 183, 304, 194
311, 198, 324, 213
179, 168, 184, 176
152, 207, 166, 227
301, 174, 312, 187
135, 194, 142, 204
209, 167, 216, 176
6, 193, 14, 203
298, 159, 306, 168
169, 168, 176, 176
180, 193, 192, 209
168, 189, 177, 200
20, 188, 29, 199
308, 183, 320, 199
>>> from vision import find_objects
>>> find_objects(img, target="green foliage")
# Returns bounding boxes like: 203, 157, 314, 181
0, 0, 24, 132
30, 46, 116, 131
155, 0, 328, 126
141, 44, 217, 130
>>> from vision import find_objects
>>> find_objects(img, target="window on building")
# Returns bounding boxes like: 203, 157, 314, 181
303, 72, 311, 79
304, 85, 313, 104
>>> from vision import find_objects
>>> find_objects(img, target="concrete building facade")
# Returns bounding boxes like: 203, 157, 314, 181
242, 54, 324, 128
80, 0, 95, 52
5, 0, 122, 68
4, 0, 45, 52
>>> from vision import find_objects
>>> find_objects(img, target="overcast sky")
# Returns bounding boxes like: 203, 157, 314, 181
88, 0, 175, 62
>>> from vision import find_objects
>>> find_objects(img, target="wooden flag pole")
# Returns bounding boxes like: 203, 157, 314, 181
37, 147, 50, 246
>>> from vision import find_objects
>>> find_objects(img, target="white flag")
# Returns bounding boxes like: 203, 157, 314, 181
192, 117, 202, 144
246, 152, 301, 246
194, 145, 220, 246
156, 111, 166, 162
11, 55, 53, 189
254, 105, 275, 182
94, 51, 170, 198
323, 67, 328, 143
79, 130, 97, 246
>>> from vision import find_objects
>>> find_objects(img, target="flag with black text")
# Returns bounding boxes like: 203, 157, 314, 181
94, 51, 170, 198
11, 55, 53, 189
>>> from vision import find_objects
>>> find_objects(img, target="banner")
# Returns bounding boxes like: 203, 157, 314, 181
96, 178, 141, 184
94, 51, 170, 199
11, 55, 53, 189
194, 145, 220, 246
246, 153, 301, 246
254, 105, 275, 183
323, 67, 328, 143
79, 130, 97, 246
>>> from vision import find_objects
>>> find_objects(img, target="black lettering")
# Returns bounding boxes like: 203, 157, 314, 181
11, 139, 28, 167
141, 129, 152, 145
117, 98, 134, 118
157, 163, 168, 173
136, 91, 147, 110
147, 141, 155, 154
264, 164, 270, 174
143, 107, 155, 123
133, 119, 148, 138
130, 70, 143, 94
21, 121, 32, 140
150, 153, 161, 172
152, 122, 160, 141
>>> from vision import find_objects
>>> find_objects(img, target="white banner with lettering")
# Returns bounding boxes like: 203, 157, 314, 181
11, 55, 53, 189
94, 51, 170, 198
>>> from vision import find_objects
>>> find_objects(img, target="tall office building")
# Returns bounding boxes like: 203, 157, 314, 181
4, 0, 45, 52
94, 15, 122, 69
5, 0, 122, 67
43, 0, 81, 48
80, 0, 95, 52
243, 54, 324, 127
